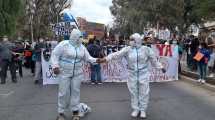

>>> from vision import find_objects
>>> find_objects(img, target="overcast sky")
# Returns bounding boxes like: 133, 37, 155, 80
69, 0, 114, 25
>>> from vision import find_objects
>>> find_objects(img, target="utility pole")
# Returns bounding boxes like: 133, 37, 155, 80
55, 0, 60, 23
55, 0, 60, 41
26, 0, 36, 43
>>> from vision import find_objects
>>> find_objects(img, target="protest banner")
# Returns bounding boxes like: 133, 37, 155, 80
42, 45, 179, 85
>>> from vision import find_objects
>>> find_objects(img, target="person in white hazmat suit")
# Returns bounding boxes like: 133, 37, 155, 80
51, 29, 97, 120
98, 33, 166, 118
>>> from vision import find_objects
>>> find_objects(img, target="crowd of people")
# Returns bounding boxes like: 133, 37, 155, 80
0, 35, 57, 84
96, 34, 215, 84
183, 35, 215, 83
0, 33, 215, 85
0, 29, 215, 120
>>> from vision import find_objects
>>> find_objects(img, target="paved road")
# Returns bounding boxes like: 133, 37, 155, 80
1, 72, 215, 120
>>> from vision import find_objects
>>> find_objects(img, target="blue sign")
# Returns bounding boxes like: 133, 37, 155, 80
51, 12, 79, 37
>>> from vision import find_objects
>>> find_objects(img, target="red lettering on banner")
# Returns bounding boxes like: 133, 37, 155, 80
156, 44, 172, 57
149, 74, 170, 82
156, 44, 165, 56
164, 45, 172, 56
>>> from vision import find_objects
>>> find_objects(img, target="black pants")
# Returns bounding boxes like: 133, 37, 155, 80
30, 60, 35, 74
213, 61, 215, 72
24, 57, 31, 68
0, 60, 17, 83
178, 61, 181, 73
16, 60, 23, 77
90, 64, 102, 83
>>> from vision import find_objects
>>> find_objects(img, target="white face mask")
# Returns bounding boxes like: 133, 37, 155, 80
39, 39, 44, 43
130, 33, 142, 48
70, 29, 83, 45
135, 38, 142, 48
129, 41, 135, 47
74, 37, 82, 45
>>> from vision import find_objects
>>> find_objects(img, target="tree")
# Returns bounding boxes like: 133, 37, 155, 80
110, 0, 185, 35
110, 0, 215, 36
0, 0, 23, 36
21, 0, 69, 40
195, 0, 215, 21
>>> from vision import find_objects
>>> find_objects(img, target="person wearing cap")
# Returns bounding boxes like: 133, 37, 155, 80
97, 33, 166, 118
51, 29, 100, 120
143, 35, 153, 47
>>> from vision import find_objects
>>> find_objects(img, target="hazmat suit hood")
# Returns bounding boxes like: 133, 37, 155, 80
129, 33, 142, 48
70, 29, 83, 46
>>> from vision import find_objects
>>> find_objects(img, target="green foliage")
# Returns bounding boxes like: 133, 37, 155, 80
195, 0, 215, 21
110, 0, 215, 35
0, 0, 23, 36
21, 0, 68, 40
0, 0, 68, 39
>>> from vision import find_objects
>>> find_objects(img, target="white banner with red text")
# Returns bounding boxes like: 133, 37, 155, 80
42, 44, 179, 85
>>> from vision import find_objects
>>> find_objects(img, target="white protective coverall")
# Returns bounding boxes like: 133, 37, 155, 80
106, 33, 163, 112
51, 29, 97, 113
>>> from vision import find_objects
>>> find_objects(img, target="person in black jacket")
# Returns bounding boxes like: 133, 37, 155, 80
13, 41, 24, 78
0, 36, 17, 84
190, 37, 200, 70
87, 38, 103, 84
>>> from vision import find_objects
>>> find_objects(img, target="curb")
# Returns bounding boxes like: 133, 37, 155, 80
180, 75, 215, 92
181, 70, 215, 80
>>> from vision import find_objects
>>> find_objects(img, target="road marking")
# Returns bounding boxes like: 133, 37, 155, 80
0, 91, 14, 98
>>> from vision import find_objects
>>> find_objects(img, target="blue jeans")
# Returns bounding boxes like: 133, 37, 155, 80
90, 64, 102, 83
198, 62, 207, 79
187, 53, 193, 70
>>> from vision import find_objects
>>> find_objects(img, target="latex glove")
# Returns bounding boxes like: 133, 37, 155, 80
161, 68, 166, 73
96, 58, 107, 63
53, 67, 60, 75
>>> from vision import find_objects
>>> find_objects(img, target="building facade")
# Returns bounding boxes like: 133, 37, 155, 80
77, 17, 105, 40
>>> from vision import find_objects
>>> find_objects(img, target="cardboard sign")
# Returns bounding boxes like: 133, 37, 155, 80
193, 51, 204, 61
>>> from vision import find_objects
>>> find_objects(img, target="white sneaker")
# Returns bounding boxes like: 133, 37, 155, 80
140, 111, 147, 118
131, 110, 139, 117
197, 79, 202, 83
209, 74, 214, 77
91, 82, 95, 85
201, 80, 206, 84
98, 82, 103, 85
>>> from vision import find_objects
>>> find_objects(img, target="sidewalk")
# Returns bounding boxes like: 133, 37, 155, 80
181, 60, 215, 85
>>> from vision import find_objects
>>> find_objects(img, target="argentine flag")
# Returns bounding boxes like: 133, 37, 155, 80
52, 10, 81, 39
63, 12, 79, 28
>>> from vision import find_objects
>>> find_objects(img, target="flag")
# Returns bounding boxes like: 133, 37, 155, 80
63, 12, 79, 28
